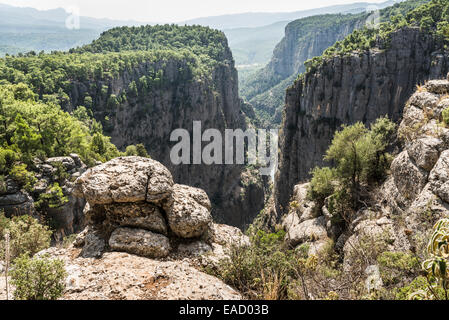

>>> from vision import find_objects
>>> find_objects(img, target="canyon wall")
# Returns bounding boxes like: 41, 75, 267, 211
275, 27, 449, 213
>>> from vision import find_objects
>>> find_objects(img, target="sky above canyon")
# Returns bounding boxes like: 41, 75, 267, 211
0, 0, 391, 23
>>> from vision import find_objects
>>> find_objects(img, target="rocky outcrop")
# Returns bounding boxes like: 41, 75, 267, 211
13, 156, 251, 300
59, 41, 265, 229
26, 248, 242, 300
281, 183, 331, 256
275, 27, 449, 215
0, 154, 87, 238
74, 156, 249, 261
0, 179, 35, 217
280, 78, 449, 289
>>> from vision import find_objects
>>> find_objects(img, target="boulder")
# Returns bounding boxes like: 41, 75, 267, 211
406, 137, 442, 171
289, 183, 317, 221
343, 218, 397, 271
177, 241, 212, 257
0, 191, 35, 217
102, 202, 168, 235
391, 151, 428, 202
46, 156, 76, 171
80, 228, 106, 259
109, 227, 171, 259
408, 91, 439, 110
0, 178, 20, 195
69, 154, 85, 169
73, 157, 174, 205
164, 184, 212, 239
207, 223, 250, 247
423, 80, 449, 95
429, 150, 449, 203
285, 216, 328, 247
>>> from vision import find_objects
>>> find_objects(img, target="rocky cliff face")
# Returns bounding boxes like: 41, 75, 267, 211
62, 48, 264, 228
275, 27, 449, 214
1, 156, 250, 300
281, 78, 449, 296
0, 154, 87, 239
268, 16, 365, 81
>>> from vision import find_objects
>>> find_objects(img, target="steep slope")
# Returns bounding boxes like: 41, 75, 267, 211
222, 1, 397, 67
274, 0, 449, 214
0, 3, 143, 56
241, 0, 429, 126
276, 79, 449, 299
224, 20, 289, 66
0, 25, 265, 228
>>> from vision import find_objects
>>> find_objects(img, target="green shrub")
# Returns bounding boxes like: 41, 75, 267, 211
0, 214, 51, 260
208, 230, 298, 300
443, 107, 449, 126
377, 251, 420, 286
9, 163, 36, 192
309, 117, 396, 223
10, 254, 66, 300
36, 183, 68, 209
411, 219, 449, 300
52, 162, 70, 183
396, 277, 431, 300
125, 144, 150, 158
0, 148, 18, 174
308, 167, 336, 203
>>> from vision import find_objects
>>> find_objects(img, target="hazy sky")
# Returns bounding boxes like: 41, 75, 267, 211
0, 0, 390, 22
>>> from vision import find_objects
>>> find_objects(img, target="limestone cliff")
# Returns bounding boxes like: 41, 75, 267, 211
275, 27, 449, 214
240, 0, 429, 125
58, 27, 265, 228
280, 78, 449, 297
241, 13, 366, 124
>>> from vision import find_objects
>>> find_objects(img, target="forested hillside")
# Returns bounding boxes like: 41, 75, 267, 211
0, 3, 142, 56
0, 24, 265, 228
240, 0, 429, 126
275, 0, 449, 214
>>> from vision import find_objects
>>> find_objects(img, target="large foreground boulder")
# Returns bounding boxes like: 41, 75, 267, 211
28, 248, 242, 300
73, 157, 174, 205
73, 157, 224, 259
163, 184, 212, 239
109, 228, 171, 258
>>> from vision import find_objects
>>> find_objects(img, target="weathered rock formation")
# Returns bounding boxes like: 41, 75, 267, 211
3, 156, 253, 300
0, 154, 87, 238
73, 156, 249, 261
29, 248, 243, 300
275, 27, 449, 215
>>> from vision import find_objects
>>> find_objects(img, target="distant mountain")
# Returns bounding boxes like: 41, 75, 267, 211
0, 3, 143, 29
182, 1, 396, 29
239, 0, 430, 126
216, 0, 399, 66
223, 20, 289, 66
0, 1, 398, 64
0, 3, 145, 55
